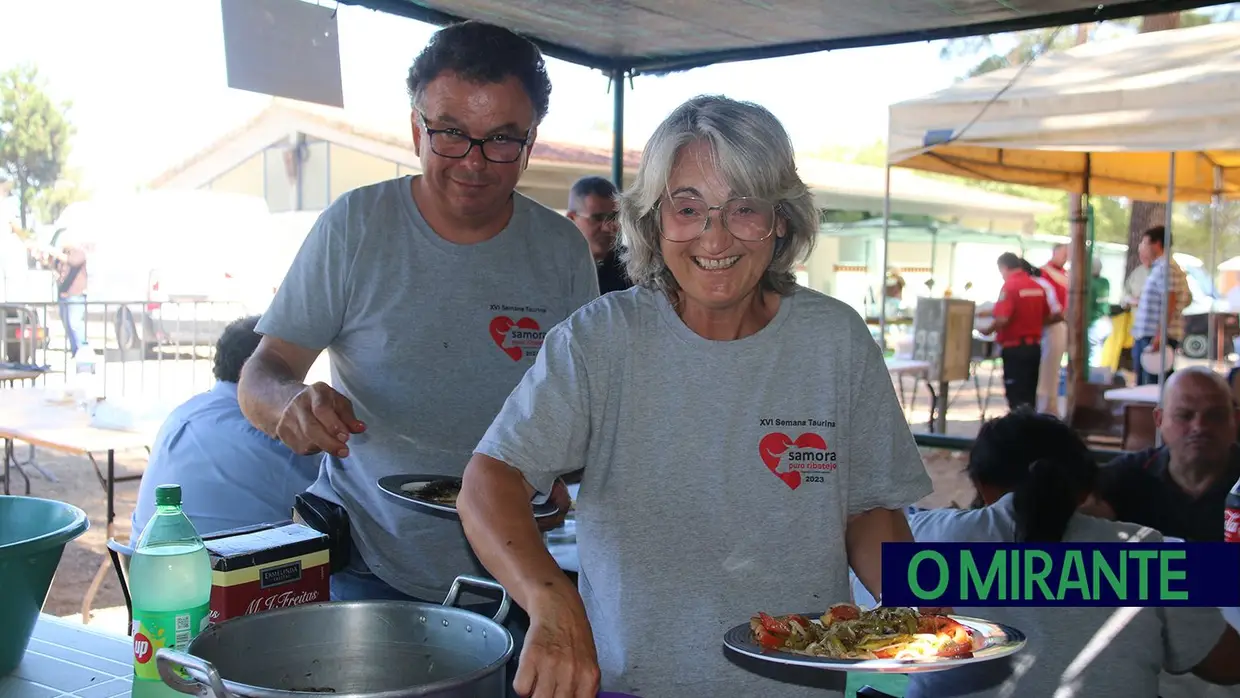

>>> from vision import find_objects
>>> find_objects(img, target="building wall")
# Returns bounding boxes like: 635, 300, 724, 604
205, 153, 263, 198
200, 136, 418, 214
326, 143, 404, 205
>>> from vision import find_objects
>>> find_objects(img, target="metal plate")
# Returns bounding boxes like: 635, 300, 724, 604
378, 474, 560, 520
723, 614, 1026, 674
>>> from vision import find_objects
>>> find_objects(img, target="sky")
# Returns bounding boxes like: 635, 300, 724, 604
0, 0, 986, 197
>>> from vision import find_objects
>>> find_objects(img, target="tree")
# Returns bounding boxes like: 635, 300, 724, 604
0, 63, 74, 230
939, 7, 1232, 78
936, 7, 1236, 271
33, 169, 84, 225
1123, 13, 1181, 276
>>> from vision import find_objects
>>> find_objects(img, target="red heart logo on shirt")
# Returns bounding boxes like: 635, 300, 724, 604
758, 432, 829, 490
489, 316, 541, 362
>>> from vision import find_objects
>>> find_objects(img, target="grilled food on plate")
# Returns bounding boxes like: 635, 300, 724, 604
749, 604, 974, 660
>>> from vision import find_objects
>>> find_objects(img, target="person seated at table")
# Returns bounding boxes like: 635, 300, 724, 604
1083, 366, 1240, 541
878, 408, 1240, 697
130, 316, 320, 542
456, 94, 934, 698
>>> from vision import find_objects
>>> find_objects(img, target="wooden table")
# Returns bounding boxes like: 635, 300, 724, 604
0, 367, 44, 386
0, 387, 160, 622
0, 615, 131, 698
1104, 384, 1161, 404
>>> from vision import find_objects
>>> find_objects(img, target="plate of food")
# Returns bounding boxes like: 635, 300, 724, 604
377, 474, 562, 520
723, 603, 1025, 674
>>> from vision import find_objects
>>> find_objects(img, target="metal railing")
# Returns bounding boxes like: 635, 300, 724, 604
2, 299, 252, 403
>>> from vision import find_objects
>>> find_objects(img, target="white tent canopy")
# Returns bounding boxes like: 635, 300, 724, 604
886, 21, 1240, 202
880, 20, 1240, 422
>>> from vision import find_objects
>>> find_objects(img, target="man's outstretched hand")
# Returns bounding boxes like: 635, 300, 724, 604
275, 382, 366, 458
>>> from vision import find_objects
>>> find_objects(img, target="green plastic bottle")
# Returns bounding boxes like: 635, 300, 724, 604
129, 485, 212, 698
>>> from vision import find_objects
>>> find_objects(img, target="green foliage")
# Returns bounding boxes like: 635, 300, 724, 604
0, 63, 75, 229
809, 140, 887, 167
920, 7, 1240, 264
33, 169, 85, 225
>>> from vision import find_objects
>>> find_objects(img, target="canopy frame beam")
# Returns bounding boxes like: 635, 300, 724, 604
338, 0, 1229, 74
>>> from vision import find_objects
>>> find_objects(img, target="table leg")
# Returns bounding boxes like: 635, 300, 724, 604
3, 437, 30, 495
82, 550, 112, 625
81, 450, 119, 626
108, 451, 116, 525
925, 384, 938, 433
973, 371, 984, 420
981, 360, 998, 421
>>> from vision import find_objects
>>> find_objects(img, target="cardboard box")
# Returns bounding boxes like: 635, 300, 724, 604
203, 521, 330, 625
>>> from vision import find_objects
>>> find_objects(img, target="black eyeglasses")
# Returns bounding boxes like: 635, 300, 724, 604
419, 114, 530, 164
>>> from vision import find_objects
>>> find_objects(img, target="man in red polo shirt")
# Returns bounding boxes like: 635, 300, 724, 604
989, 253, 1053, 410
1038, 244, 1070, 415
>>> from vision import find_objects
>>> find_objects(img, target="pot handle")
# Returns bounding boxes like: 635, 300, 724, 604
157, 648, 231, 698
444, 575, 511, 624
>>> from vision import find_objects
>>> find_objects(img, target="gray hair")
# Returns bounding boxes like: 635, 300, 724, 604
617, 95, 818, 296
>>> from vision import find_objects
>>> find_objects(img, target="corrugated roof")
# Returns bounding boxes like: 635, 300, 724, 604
339, 0, 1226, 73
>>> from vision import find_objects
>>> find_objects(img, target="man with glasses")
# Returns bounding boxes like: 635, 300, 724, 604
566, 176, 631, 294
238, 20, 598, 610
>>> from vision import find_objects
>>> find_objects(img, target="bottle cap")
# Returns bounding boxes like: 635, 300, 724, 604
155, 484, 182, 507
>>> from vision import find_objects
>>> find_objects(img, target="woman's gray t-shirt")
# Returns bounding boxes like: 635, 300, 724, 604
476, 286, 933, 697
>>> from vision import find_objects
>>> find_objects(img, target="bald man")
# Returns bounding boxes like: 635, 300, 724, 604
1086, 366, 1240, 541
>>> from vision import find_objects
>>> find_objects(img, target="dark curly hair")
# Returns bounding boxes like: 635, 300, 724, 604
213, 316, 262, 384
406, 20, 551, 124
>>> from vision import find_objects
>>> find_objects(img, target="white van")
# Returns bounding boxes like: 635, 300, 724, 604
50, 190, 274, 351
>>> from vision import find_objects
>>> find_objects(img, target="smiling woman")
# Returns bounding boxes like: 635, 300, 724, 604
457, 94, 933, 698
620, 96, 818, 303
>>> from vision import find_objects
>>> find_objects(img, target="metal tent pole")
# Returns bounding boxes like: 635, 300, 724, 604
610, 68, 626, 189
880, 166, 891, 353
1156, 153, 1176, 437
1210, 165, 1222, 365
1083, 200, 1095, 370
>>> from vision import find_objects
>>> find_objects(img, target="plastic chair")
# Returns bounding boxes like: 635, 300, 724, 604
1122, 403, 1158, 452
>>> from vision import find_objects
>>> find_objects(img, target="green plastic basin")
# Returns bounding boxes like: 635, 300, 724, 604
0, 495, 89, 675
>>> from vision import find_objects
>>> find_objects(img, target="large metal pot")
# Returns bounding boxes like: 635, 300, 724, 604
156, 575, 513, 698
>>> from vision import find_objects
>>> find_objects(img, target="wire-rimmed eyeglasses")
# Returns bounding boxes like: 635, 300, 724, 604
657, 195, 779, 242
419, 113, 530, 164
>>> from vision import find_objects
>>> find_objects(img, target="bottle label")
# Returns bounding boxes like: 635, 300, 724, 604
132, 604, 209, 681
1226, 508, 1240, 542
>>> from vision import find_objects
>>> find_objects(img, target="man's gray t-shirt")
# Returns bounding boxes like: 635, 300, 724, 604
476, 286, 933, 697
256, 176, 599, 600
904, 496, 1226, 698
